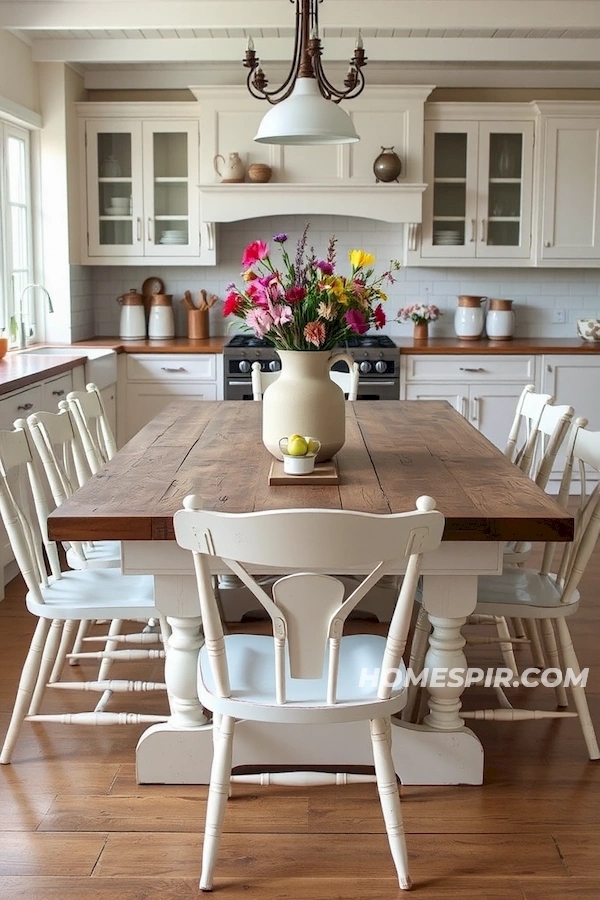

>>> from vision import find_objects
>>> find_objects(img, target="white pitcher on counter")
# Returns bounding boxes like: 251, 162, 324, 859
486, 299, 516, 340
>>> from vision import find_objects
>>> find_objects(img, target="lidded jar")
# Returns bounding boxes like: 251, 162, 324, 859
486, 298, 515, 341
373, 146, 402, 183
117, 289, 146, 340
148, 294, 175, 340
454, 295, 487, 341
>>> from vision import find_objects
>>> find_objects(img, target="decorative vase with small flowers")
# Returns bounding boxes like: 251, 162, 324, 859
396, 303, 441, 341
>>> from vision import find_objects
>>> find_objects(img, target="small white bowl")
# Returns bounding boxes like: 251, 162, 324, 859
577, 318, 600, 342
283, 453, 317, 476
111, 197, 131, 209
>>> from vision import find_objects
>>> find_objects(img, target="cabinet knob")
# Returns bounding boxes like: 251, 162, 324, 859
547, 364, 553, 373
459, 367, 485, 373
52, 389, 65, 396
544, 241, 551, 248
17, 402, 33, 411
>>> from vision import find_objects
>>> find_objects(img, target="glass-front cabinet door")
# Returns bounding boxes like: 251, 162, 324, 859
142, 121, 199, 259
85, 120, 200, 259
421, 119, 534, 261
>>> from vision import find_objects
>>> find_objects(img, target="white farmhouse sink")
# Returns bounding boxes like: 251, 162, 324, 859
18, 347, 117, 391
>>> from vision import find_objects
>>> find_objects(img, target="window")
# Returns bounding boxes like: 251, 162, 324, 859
0, 121, 34, 345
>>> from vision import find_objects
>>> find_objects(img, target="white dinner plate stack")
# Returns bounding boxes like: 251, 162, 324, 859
159, 230, 187, 245
434, 230, 462, 246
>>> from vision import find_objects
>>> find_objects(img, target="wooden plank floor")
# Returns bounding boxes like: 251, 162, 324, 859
0, 546, 599, 899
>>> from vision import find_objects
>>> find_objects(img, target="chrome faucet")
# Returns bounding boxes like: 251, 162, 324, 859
17, 284, 54, 349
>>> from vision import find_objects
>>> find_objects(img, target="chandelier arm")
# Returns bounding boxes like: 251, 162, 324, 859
311, 55, 367, 103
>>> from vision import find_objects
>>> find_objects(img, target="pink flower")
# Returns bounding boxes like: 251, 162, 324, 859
304, 321, 326, 347
246, 307, 273, 338
242, 240, 269, 269
344, 308, 368, 334
373, 304, 386, 329
270, 303, 293, 327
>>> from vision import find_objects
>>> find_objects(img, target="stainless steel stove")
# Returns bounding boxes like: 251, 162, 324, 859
223, 334, 400, 401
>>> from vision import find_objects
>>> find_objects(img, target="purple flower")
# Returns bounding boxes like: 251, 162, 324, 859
316, 260, 334, 275
273, 232, 288, 243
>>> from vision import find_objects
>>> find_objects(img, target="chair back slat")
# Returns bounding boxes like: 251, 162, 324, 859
63, 383, 117, 473
0, 426, 59, 602
504, 384, 554, 473
174, 499, 445, 708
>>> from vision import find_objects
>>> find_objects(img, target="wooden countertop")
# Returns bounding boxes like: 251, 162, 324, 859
0, 353, 87, 396
392, 337, 600, 354
71, 336, 228, 353
48, 399, 573, 545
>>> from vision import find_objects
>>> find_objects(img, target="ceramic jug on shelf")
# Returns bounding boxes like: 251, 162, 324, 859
486, 298, 515, 341
213, 152, 245, 183
454, 295, 487, 341
117, 289, 146, 340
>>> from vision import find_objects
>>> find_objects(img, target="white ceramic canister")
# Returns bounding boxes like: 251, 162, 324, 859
454, 295, 487, 341
148, 294, 175, 340
486, 298, 515, 341
117, 289, 146, 340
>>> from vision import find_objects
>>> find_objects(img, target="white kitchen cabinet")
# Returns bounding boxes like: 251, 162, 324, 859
402, 354, 538, 451
410, 104, 535, 266
76, 103, 215, 266
536, 106, 600, 263
118, 354, 222, 444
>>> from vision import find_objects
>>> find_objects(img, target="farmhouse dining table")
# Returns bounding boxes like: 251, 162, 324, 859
48, 399, 573, 786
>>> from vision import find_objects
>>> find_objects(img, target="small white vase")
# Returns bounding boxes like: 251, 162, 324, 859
262, 350, 354, 462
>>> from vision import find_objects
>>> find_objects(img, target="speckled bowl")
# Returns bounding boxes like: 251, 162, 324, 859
577, 318, 600, 342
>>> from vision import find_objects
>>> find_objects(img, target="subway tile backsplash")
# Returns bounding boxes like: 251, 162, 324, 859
71, 215, 600, 341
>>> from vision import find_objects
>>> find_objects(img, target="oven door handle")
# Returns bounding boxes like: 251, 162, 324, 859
358, 380, 396, 386
227, 380, 254, 386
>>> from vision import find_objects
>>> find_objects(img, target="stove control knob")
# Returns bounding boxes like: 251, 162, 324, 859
375, 360, 387, 374
268, 360, 281, 372
238, 360, 251, 373
359, 360, 372, 374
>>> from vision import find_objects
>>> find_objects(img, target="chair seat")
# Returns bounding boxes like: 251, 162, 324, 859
476, 569, 580, 619
199, 633, 407, 724
26, 569, 156, 621
66, 540, 122, 569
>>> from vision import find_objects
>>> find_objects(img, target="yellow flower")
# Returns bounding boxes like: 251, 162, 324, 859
349, 249, 375, 269
325, 276, 348, 301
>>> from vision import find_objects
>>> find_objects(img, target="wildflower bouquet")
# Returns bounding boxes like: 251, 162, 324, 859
223, 227, 400, 351
396, 303, 441, 325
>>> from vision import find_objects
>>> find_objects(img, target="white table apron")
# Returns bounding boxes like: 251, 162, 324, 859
124, 539, 503, 786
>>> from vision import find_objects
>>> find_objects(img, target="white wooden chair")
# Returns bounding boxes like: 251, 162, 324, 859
61, 382, 117, 474
251, 358, 360, 401
173, 496, 445, 892
0, 424, 168, 765
409, 419, 600, 761
25, 408, 164, 691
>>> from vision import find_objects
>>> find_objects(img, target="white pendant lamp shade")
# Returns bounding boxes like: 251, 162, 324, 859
254, 78, 360, 146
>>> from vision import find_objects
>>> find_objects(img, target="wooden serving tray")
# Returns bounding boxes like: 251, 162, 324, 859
268, 458, 340, 486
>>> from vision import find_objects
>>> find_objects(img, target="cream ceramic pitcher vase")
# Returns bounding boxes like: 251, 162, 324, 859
454, 295, 487, 341
262, 350, 355, 462
213, 152, 245, 183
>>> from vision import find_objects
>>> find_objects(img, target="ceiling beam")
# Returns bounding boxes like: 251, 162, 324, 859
2, 1, 600, 31
30, 36, 600, 65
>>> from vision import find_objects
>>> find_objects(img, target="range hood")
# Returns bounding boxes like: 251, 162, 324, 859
199, 182, 426, 225
192, 85, 433, 230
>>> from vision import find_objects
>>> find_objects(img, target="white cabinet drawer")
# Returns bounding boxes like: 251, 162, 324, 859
126, 354, 217, 382
404, 354, 536, 383
43, 372, 73, 406
0, 385, 44, 430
